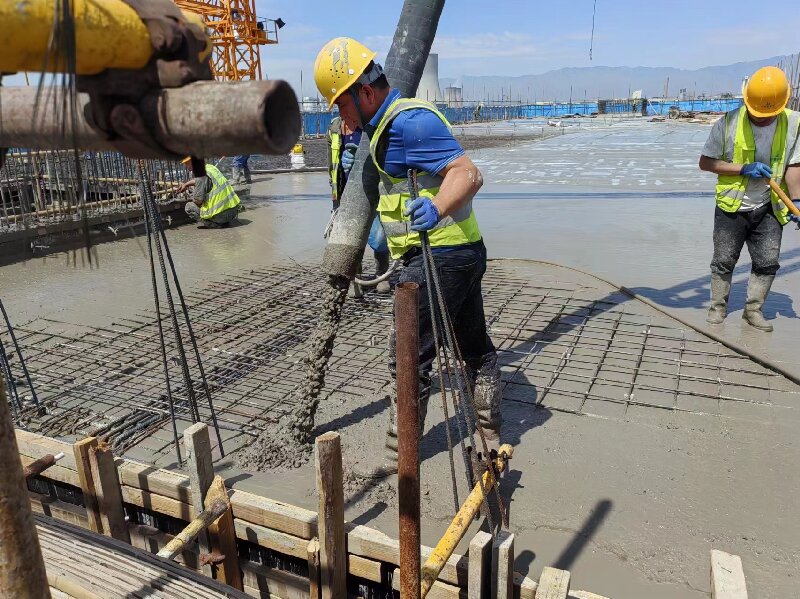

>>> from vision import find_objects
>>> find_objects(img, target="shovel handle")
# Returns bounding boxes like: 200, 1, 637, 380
767, 178, 800, 217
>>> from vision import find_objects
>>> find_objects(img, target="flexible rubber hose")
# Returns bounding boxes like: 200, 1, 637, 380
353, 259, 401, 286
321, 0, 446, 279
490, 258, 800, 387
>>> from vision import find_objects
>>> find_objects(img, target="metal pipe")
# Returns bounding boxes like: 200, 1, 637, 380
0, 81, 301, 157
23, 452, 65, 479
0, 375, 52, 598
420, 445, 514, 598
321, 0, 446, 278
395, 282, 421, 599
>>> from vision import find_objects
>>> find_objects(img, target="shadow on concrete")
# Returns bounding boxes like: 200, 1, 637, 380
552, 499, 613, 572
350, 501, 389, 527
315, 395, 387, 437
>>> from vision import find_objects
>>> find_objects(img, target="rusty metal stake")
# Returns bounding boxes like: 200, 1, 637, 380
23, 452, 65, 479
396, 281, 421, 599
0, 375, 52, 598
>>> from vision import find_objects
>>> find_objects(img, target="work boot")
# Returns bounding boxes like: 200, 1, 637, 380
348, 260, 364, 299
706, 273, 732, 325
743, 274, 775, 332
472, 356, 503, 458
374, 250, 392, 294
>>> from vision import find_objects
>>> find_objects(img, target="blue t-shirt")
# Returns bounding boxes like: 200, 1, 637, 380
232, 154, 250, 168
368, 89, 464, 178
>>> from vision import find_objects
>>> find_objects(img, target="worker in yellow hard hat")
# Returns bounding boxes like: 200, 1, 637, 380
699, 66, 800, 331
177, 157, 242, 229
315, 38, 501, 478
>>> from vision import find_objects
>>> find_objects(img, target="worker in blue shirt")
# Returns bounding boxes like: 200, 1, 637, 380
326, 116, 391, 293
232, 154, 252, 185
315, 38, 501, 478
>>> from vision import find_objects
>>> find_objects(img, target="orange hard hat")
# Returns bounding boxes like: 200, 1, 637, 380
744, 66, 790, 118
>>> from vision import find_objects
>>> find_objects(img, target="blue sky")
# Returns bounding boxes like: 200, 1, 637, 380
260, 0, 800, 96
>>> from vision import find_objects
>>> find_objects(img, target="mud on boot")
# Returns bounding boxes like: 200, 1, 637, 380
742, 273, 774, 332
706, 273, 732, 325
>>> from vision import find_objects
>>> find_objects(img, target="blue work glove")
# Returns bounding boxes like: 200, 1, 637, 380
340, 143, 358, 174
740, 162, 773, 179
790, 200, 800, 225
404, 197, 440, 232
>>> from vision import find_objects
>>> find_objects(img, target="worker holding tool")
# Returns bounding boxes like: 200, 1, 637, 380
315, 38, 501, 477
326, 116, 392, 293
699, 66, 800, 332
178, 157, 242, 229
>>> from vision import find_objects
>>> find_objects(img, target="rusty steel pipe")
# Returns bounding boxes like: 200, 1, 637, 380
395, 282, 421, 599
23, 452, 65, 479
0, 80, 300, 158
0, 375, 52, 598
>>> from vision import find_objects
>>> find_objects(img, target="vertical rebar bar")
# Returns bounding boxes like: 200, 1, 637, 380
395, 281, 421, 599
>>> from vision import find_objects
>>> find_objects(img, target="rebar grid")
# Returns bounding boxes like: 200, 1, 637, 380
7, 262, 797, 462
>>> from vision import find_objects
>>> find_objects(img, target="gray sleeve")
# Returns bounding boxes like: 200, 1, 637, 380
788, 133, 800, 166
193, 176, 211, 205
701, 116, 726, 160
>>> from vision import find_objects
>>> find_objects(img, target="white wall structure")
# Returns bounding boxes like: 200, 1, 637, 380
416, 53, 443, 103
444, 86, 463, 107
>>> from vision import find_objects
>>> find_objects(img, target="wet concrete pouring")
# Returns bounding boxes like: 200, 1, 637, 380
2, 117, 799, 598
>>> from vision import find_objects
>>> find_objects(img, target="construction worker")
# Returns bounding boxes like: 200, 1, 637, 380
178, 158, 242, 229
315, 38, 501, 477
699, 66, 800, 331
231, 154, 252, 186
327, 116, 392, 293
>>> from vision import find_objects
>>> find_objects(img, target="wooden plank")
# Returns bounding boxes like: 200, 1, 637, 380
88, 443, 131, 543
185, 423, 215, 578
241, 561, 310, 599
73, 437, 103, 534
315, 432, 346, 599
121, 485, 195, 521
28, 492, 89, 529
128, 523, 200, 571
346, 523, 469, 588
468, 531, 492, 599
206, 475, 244, 590
492, 531, 514, 599
514, 572, 538, 599
568, 592, 610, 599
117, 461, 193, 504
16, 430, 75, 470
19, 454, 79, 487
391, 568, 466, 598
348, 554, 382, 583
711, 549, 748, 599
307, 539, 320, 599
230, 490, 317, 540
536, 567, 570, 599
233, 518, 309, 559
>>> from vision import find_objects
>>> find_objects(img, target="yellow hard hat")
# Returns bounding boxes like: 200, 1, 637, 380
314, 37, 376, 109
744, 66, 790, 118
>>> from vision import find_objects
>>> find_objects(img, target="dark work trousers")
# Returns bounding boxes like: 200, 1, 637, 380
710, 204, 783, 277
389, 240, 496, 393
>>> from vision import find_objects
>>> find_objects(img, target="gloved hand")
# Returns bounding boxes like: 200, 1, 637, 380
404, 197, 440, 231
790, 200, 800, 225
341, 143, 358, 174
740, 162, 772, 179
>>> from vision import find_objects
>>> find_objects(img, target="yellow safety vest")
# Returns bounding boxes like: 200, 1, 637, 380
200, 164, 240, 220
369, 98, 482, 259
328, 117, 343, 201
715, 107, 800, 225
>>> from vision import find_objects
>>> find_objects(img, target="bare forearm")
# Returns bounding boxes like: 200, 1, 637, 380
433, 155, 483, 218
699, 156, 743, 176
785, 165, 800, 199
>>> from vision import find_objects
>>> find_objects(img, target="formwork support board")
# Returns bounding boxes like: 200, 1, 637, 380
711, 550, 748, 599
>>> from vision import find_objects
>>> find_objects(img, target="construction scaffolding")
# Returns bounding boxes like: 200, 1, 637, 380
6, 260, 795, 468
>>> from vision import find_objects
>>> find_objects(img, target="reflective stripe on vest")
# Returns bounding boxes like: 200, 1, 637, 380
715, 107, 800, 225
330, 121, 342, 201
200, 164, 241, 219
369, 97, 482, 259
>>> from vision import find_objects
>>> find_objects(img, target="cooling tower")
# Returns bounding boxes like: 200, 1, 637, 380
444, 86, 463, 107
416, 53, 443, 103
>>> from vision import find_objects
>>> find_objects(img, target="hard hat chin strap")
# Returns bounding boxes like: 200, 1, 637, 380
349, 87, 368, 130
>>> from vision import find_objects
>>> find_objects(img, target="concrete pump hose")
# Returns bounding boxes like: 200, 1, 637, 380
491, 258, 800, 387
353, 259, 401, 286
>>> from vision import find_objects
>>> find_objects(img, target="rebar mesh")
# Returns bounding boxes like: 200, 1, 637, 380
7, 261, 798, 465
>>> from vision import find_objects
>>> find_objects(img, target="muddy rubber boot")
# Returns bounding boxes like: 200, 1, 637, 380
706, 273, 732, 325
374, 250, 392, 294
348, 260, 364, 299
473, 358, 503, 458
743, 274, 774, 332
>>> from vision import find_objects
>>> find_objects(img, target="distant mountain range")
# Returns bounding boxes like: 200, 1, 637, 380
439, 56, 793, 102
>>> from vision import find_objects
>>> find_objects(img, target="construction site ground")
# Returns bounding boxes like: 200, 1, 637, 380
2, 116, 799, 598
